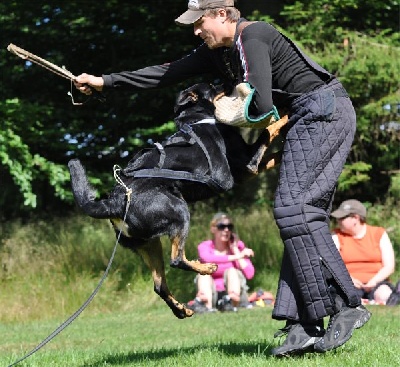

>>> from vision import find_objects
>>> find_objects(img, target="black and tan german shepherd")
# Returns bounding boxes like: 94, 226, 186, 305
68, 83, 288, 319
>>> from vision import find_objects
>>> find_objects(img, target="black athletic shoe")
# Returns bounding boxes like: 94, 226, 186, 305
395, 280, 400, 294
217, 295, 238, 312
186, 299, 213, 314
272, 323, 325, 357
314, 305, 371, 352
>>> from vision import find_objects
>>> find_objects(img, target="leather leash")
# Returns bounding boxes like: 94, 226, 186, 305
8, 170, 132, 367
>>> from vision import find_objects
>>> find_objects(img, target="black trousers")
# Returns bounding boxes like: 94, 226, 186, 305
272, 79, 361, 323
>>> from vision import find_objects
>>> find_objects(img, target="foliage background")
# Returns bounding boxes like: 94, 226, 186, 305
0, 0, 399, 216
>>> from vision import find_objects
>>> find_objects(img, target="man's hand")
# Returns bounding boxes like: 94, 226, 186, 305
74, 73, 104, 95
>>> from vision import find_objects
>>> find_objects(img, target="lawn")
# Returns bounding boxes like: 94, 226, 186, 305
2, 301, 399, 367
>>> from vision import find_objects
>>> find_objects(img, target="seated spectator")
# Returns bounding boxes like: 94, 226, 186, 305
331, 199, 398, 305
187, 212, 255, 313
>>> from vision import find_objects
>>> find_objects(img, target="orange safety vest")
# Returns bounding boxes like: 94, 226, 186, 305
335, 225, 385, 283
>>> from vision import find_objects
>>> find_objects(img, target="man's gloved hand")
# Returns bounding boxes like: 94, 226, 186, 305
213, 82, 279, 129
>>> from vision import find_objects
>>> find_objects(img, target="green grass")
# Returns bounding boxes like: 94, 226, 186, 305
1, 204, 399, 366
2, 301, 399, 367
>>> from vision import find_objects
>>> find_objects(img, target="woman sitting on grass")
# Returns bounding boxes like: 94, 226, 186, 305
331, 199, 399, 305
187, 212, 255, 313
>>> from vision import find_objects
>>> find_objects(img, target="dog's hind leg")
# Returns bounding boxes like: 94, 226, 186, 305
169, 234, 218, 275
166, 201, 217, 275
136, 238, 194, 319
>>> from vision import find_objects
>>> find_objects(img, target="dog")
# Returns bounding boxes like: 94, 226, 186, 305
68, 83, 288, 319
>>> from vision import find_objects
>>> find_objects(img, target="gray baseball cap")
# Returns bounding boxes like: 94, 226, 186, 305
175, 0, 235, 25
331, 199, 367, 219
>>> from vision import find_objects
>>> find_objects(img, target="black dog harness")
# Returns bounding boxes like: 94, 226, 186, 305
123, 119, 228, 193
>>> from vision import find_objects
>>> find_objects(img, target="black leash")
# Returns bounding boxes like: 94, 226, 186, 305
8, 171, 132, 366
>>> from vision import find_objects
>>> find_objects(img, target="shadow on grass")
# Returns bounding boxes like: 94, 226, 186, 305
80, 342, 276, 366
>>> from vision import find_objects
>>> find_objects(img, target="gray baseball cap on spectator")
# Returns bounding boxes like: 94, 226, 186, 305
331, 199, 367, 219
175, 0, 235, 25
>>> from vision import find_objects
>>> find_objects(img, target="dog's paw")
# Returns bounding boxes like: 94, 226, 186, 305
171, 303, 194, 319
198, 262, 218, 275
185, 307, 194, 317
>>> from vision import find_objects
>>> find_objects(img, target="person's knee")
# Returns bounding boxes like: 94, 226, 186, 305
374, 284, 393, 304
225, 268, 240, 285
225, 267, 239, 278
273, 203, 306, 237
273, 203, 329, 235
197, 274, 212, 286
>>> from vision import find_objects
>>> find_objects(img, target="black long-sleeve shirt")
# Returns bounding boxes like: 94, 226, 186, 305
102, 19, 329, 113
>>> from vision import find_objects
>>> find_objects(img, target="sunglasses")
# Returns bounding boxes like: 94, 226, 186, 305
215, 223, 234, 231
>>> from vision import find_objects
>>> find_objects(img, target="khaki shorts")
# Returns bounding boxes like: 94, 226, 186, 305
195, 268, 249, 308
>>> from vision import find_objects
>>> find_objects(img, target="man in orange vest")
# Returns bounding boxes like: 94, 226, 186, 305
331, 199, 397, 305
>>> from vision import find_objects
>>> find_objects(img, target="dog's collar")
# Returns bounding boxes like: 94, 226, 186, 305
192, 118, 216, 125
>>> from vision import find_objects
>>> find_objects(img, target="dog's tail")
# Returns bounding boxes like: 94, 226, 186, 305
68, 159, 112, 219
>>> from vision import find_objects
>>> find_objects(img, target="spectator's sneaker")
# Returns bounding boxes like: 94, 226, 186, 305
272, 323, 325, 357
387, 280, 400, 305
393, 280, 400, 295
186, 299, 211, 314
217, 295, 238, 312
386, 290, 400, 306
314, 305, 371, 352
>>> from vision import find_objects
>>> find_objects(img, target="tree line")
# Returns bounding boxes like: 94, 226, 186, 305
0, 0, 399, 219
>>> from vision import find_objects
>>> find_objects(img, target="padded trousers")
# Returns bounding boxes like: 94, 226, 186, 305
272, 79, 361, 322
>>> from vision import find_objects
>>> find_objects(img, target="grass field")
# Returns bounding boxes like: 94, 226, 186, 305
1, 207, 399, 366
2, 299, 399, 367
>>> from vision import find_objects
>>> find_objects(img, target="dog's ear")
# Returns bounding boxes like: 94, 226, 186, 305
174, 88, 199, 112
174, 83, 218, 116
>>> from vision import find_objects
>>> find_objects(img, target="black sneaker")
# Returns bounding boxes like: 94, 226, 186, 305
217, 295, 238, 312
387, 280, 400, 306
272, 323, 325, 357
395, 280, 400, 294
314, 305, 371, 352
186, 299, 210, 314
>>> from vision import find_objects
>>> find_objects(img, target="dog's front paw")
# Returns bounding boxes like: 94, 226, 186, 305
198, 262, 218, 275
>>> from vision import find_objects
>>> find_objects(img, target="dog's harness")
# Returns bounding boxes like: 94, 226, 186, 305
124, 119, 227, 193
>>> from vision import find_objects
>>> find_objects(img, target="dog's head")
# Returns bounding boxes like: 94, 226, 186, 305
174, 83, 220, 129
